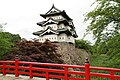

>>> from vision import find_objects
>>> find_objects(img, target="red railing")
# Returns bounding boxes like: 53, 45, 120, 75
0, 59, 120, 80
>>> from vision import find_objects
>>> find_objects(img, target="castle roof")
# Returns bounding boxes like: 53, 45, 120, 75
33, 26, 58, 36
46, 4, 61, 14
33, 26, 78, 38
40, 5, 72, 21
37, 18, 68, 25
37, 18, 75, 29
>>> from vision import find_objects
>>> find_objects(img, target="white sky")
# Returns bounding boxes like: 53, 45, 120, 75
0, 0, 95, 42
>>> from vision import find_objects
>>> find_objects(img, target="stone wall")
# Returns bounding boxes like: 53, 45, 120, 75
54, 42, 90, 65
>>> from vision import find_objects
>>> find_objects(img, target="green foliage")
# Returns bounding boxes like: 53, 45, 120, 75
0, 23, 7, 32
90, 54, 109, 67
0, 32, 21, 43
102, 34, 120, 68
85, 0, 120, 68
75, 39, 92, 53
0, 24, 3, 32
85, 0, 120, 43
0, 32, 21, 59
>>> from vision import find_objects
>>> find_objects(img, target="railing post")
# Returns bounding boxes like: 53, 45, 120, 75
15, 55, 19, 77
46, 71, 49, 80
2, 62, 6, 76
64, 66, 68, 80
110, 70, 114, 80
85, 58, 90, 80
29, 63, 33, 79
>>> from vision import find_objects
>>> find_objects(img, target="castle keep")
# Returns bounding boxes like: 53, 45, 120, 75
33, 5, 78, 43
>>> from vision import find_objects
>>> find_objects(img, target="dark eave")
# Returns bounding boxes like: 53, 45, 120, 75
62, 10, 72, 21
73, 32, 78, 38
33, 27, 78, 38
33, 30, 43, 36
40, 11, 72, 21
58, 29, 77, 38
59, 30, 72, 35
37, 18, 70, 27
37, 21, 46, 26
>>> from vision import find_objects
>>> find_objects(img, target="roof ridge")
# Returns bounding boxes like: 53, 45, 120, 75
46, 4, 62, 14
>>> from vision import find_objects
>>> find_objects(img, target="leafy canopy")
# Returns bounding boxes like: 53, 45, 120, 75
85, 0, 120, 68
0, 32, 21, 59
85, 0, 120, 43
75, 39, 92, 53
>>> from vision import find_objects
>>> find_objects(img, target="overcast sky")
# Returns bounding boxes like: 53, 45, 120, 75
0, 0, 95, 42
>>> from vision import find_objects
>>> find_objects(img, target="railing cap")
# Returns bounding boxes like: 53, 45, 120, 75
85, 58, 89, 63
15, 55, 19, 60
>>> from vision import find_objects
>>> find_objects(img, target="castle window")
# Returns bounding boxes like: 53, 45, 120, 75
60, 25, 62, 28
59, 26, 61, 29
58, 17, 60, 19
62, 37, 64, 39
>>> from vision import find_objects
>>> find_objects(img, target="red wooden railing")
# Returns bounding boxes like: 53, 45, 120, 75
0, 59, 120, 80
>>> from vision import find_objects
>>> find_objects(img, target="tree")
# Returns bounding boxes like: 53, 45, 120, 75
75, 39, 92, 53
0, 32, 21, 59
85, 0, 120, 68
85, 0, 120, 54
102, 34, 120, 68
0, 24, 3, 32
0, 23, 7, 32
3, 39, 63, 64
85, 0, 120, 43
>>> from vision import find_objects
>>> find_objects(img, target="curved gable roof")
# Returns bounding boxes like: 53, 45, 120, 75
40, 5, 72, 21
46, 4, 61, 14
42, 18, 58, 26
39, 26, 59, 36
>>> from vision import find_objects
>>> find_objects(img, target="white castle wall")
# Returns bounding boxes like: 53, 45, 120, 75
39, 34, 58, 42
39, 33, 75, 43
46, 15, 65, 20
45, 24, 57, 30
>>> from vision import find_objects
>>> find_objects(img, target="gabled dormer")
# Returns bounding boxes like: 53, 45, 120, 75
39, 26, 59, 36
42, 18, 58, 26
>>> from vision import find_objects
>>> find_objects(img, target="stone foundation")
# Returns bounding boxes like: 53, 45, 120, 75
54, 42, 90, 65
